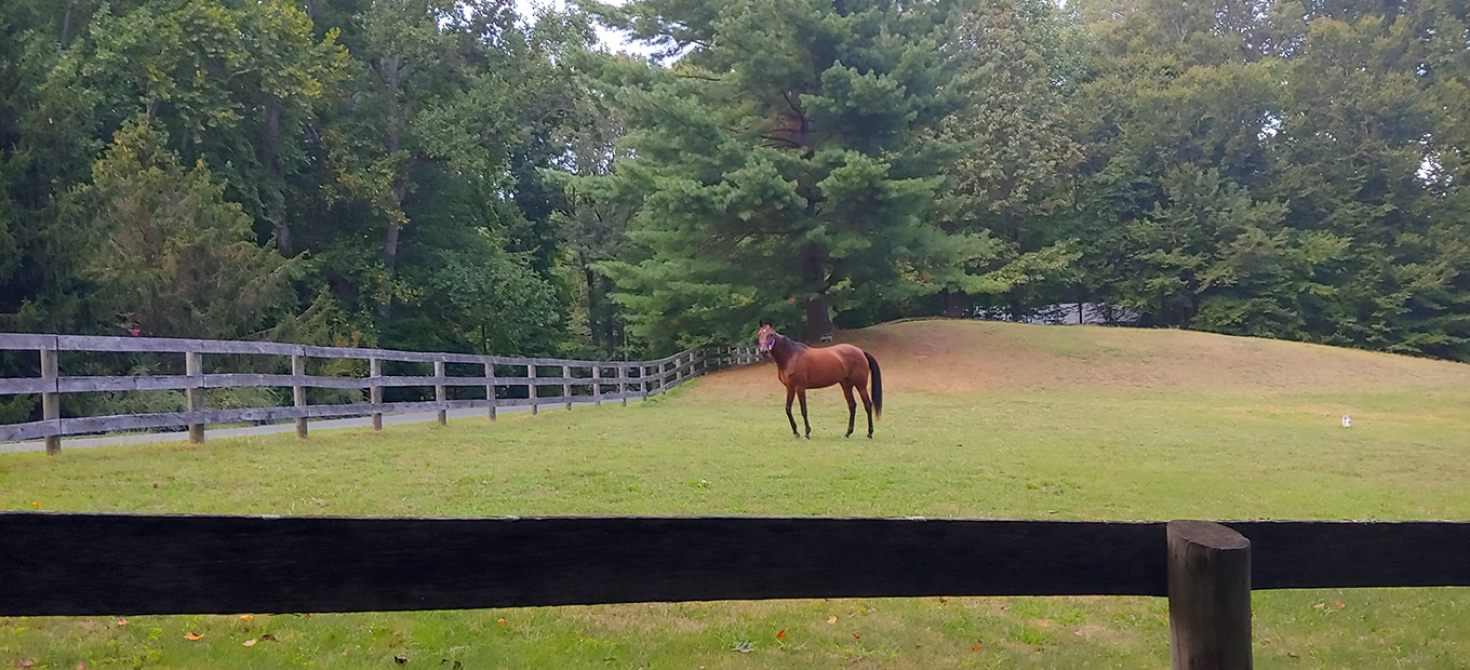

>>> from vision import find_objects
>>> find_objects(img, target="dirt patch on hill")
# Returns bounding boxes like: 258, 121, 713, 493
689, 319, 1470, 401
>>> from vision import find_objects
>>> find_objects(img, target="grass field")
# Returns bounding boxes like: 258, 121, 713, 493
3, 320, 1469, 669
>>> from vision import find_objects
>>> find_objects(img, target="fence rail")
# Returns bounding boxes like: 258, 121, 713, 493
1, 513, 1467, 670
0, 333, 762, 451
3, 514, 1465, 616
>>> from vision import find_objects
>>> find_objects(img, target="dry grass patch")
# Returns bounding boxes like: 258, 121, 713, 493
695, 319, 1470, 400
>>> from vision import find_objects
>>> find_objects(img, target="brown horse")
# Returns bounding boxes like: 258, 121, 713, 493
758, 323, 883, 439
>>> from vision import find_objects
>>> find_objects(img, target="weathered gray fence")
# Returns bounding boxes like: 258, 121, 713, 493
1, 514, 1467, 670
0, 334, 761, 453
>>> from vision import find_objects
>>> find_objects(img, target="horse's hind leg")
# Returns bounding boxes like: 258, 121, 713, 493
856, 386, 874, 438
797, 388, 811, 439
784, 385, 799, 438
842, 383, 857, 438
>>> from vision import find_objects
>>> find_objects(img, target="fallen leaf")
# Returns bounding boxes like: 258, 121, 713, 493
1378, 638, 1386, 644
852, 633, 861, 640
775, 629, 787, 641
497, 618, 507, 627
1313, 603, 1325, 609
184, 632, 203, 641
16, 660, 34, 669
243, 639, 257, 647
239, 614, 254, 621
30, 502, 40, 508
395, 656, 408, 665
153, 483, 159, 489
259, 634, 277, 641
972, 645, 981, 652
1334, 601, 1346, 609
117, 619, 128, 626
939, 597, 948, 604
78, 664, 85, 670
1074, 630, 1084, 637
827, 616, 837, 625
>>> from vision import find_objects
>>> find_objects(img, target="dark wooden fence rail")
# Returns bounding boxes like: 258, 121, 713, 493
0, 333, 761, 453
1, 514, 1467, 669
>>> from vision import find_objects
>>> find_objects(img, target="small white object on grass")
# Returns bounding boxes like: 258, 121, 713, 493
1342, 415, 1352, 428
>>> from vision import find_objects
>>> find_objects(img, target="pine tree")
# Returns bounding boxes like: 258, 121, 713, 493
586, 0, 973, 347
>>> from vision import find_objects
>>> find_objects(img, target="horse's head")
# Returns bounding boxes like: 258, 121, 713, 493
757, 322, 778, 355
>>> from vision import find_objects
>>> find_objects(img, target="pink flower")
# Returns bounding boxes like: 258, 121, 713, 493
131, 329, 140, 336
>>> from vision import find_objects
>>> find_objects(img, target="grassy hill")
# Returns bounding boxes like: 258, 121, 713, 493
3, 319, 1469, 669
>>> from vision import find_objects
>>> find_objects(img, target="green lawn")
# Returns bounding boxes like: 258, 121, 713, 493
3, 321, 1469, 669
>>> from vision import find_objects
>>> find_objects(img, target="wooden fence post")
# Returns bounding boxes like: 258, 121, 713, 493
40, 345, 59, 455
370, 358, 383, 431
529, 364, 538, 415
563, 364, 572, 411
484, 362, 496, 421
593, 364, 602, 407
1168, 520, 1253, 670
642, 364, 651, 401
292, 354, 307, 439
185, 351, 204, 444
435, 359, 447, 426
619, 363, 628, 407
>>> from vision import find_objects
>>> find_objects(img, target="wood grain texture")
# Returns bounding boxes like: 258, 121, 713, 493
0, 333, 58, 350
0, 514, 1168, 616
291, 355, 307, 439
0, 419, 52, 442
1168, 521, 1252, 670
40, 347, 59, 455
371, 358, 384, 431
0, 376, 56, 395
186, 352, 204, 444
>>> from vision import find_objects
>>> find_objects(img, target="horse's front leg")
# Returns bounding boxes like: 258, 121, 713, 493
784, 385, 800, 438
797, 388, 811, 439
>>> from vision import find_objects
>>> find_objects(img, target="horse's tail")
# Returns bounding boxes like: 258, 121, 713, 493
864, 351, 883, 419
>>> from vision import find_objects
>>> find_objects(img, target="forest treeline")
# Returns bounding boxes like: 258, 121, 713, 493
2, 0, 1467, 392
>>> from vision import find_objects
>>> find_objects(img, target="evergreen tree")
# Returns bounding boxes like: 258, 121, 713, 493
586, 0, 977, 347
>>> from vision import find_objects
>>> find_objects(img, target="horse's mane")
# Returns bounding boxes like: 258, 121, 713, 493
779, 334, 808, 352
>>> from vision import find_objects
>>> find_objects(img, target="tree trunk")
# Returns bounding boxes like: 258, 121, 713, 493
800, 243, 833, 341
585, 266, 600, 349
943, 290, 968, 319
379, 54, 403, 319
263, 97, 292, 256
60, 0, 75, 47
805, 294, 833, 342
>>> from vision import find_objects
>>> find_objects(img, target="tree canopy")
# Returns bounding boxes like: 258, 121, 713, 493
1, 0, 1467, 400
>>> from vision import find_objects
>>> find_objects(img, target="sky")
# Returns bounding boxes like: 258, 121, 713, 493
512, 0, 654, 56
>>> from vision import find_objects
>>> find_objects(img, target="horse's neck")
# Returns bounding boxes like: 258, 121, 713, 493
772, 336, 803, 368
